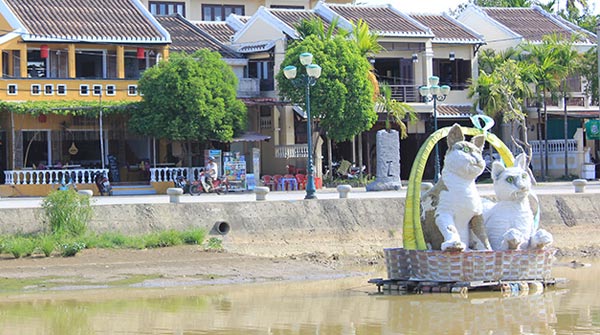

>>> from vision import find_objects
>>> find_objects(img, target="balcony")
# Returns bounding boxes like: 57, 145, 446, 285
385, 84, 419, 103
275, 144, 308, 159
237, 78, 260, 98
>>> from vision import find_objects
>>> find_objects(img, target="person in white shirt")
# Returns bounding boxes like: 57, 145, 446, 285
204, 156, 218, 190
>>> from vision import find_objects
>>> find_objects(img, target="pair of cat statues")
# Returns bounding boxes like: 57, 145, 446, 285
421, 124, 553, 252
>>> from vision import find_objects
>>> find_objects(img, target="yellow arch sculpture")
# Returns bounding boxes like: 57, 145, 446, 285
402, 126, 515, 250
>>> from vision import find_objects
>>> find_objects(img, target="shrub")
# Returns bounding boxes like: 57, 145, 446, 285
180, 228, 206, 245
42, 190, 93, 238
205, 237, 223, 251
36, 235, 56, 257
6, 237, 35, 258
60, 240, 86, 257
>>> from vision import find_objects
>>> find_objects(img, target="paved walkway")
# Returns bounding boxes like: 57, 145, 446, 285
0, 180, 597, 209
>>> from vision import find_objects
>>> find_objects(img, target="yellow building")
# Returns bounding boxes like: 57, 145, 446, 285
0, 0, 171, 196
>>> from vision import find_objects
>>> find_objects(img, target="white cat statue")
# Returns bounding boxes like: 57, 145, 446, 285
483, 153, 553, 250
421, 124, 491, 251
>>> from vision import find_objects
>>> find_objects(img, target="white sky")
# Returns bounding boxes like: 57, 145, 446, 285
363, 0, 600, 15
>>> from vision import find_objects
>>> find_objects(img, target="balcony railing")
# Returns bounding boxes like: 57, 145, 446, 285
387, 84, 419, 103
0, 78, 141, 101
149, 167, 205, 183
275, 144, 308, 159
237, 78, 260, 98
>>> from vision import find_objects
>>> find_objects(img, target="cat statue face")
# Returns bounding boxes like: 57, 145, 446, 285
444, 125, 486, 180
484, 153, 553, 250
421, 124, 490, 251
491, 154, 531, 201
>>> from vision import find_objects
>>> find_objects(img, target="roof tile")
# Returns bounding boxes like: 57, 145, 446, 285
155, 15, 239, 58
4, 0, 167, 43
327, 5, 429, 36
410, 14, 482, 43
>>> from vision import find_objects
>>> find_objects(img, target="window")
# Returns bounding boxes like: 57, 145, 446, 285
76, 50, 104, 78
149, 1, 185, 16
248, 60, 274, 91
27, 50, 46, 78
93, 84, 102, 96
270, 5, 304, 9
128, 85, 138, 96
7, 84, 17, 95
31, 84, 41, 95
44, 84, 53, 95
57, 84, 67, 95
106, 85, 116, 96
80, 85, 89, 96
202, 4, 244, 21
433, 58, 471, 91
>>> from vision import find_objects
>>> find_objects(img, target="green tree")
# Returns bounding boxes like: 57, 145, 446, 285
130, 50, 246, 164
276, 35, 375, 145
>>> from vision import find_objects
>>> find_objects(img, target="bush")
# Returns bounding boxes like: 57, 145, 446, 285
42, 190, 93, 238
60, 240, 86, 257
6, 237, 35, 258
180, 228, 206, 245
36, 235, 56, 257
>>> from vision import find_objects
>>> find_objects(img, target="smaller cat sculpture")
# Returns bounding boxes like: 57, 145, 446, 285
421, 124, 491, 251
483, 153, 553, 250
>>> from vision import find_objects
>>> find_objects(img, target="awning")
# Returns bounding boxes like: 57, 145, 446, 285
229, 132, 271, 142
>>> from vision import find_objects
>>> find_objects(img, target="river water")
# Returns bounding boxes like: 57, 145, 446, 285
0, 258, 599, 334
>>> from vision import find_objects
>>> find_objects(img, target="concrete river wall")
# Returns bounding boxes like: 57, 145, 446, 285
0, 193, 597, 257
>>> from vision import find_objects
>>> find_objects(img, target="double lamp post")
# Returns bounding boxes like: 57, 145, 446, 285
419, 76, 451, 183
283, 52, 321, 199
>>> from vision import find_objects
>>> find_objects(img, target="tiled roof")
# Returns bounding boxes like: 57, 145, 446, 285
410, 14, 482, 43
437, 105, 475, 118
267, 9, 330, 32
194, 22, 236, 44
482, 7, 594, 43
3, 0, 169, 43
325, 4, 430, 37
154, 15, 239, 58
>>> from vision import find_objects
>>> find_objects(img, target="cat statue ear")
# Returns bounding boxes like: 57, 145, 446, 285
491, 161, 505, 181
471, 135, 485, 150
446, 124, 464, 147
514, 153, 527, 170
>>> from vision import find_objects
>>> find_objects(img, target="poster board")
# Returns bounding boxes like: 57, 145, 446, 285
223, 152, 246, 191
585, 120, 600, 140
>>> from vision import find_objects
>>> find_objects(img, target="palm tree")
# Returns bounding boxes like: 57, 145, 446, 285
377, 83, 416, 138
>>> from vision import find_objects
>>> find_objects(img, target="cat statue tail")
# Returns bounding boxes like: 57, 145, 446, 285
529, 191, 540, 231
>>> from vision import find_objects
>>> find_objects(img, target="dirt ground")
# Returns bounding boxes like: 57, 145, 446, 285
0, 225, 596, 293
0, 246, 381, 292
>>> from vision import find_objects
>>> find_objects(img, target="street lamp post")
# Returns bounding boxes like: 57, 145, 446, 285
283, 52, 322, 199
419, 76, 451, 183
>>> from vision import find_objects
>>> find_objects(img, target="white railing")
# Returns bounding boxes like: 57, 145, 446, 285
149, 167, 205, 182
275, 144, 308, 158
530, 139, 577, 153
4, 168, 108, 185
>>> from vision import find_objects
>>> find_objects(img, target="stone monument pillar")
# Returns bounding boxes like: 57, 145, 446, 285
366, 129, 402, 191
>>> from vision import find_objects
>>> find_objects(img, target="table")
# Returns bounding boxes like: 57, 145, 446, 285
279, 177, 297, 191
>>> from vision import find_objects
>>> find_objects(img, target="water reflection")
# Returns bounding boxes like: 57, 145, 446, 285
0, 259, 598, 334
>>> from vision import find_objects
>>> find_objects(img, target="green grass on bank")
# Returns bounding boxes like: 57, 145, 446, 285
0, 228, 213, 259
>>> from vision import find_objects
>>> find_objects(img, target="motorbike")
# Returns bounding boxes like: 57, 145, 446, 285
94, 171, 112, 196
189, 172, 230, 195
174, 175, 190, 194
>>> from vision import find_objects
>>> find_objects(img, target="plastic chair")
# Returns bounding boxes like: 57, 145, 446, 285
262, 175, 275, 191
272, 174, 283, 191
282, 174, 297, 190
295, 173, 306, 190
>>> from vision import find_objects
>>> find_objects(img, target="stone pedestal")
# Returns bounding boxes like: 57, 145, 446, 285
337, 184, 351, 198
367, 129, 402, 191
167, 187, 184, 203
254, 186, 269, 201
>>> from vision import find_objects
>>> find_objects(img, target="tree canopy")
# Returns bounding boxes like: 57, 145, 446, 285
130, 50, 246, 143
276, 30, 376, 142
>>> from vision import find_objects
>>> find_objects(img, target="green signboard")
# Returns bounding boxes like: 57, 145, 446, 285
586, 120, 600, 140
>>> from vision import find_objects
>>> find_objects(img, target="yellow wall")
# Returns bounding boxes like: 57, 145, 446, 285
0, 79, 142, 101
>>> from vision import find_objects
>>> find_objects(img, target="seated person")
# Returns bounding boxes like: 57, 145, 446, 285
204, 156, 218, 190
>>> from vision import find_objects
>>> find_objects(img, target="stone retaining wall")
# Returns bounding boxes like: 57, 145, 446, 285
0, 194, 596, 257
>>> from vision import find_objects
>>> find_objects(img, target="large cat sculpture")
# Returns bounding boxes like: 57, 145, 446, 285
483, 153, 553, 250
421, 124, 491, 251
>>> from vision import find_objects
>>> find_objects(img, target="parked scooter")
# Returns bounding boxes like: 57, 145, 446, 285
189, 171, 230, 195
94, 171, 112, 196
174, 175, 190, 194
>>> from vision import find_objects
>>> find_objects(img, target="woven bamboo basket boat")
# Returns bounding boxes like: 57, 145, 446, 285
389, 123, 555, 283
